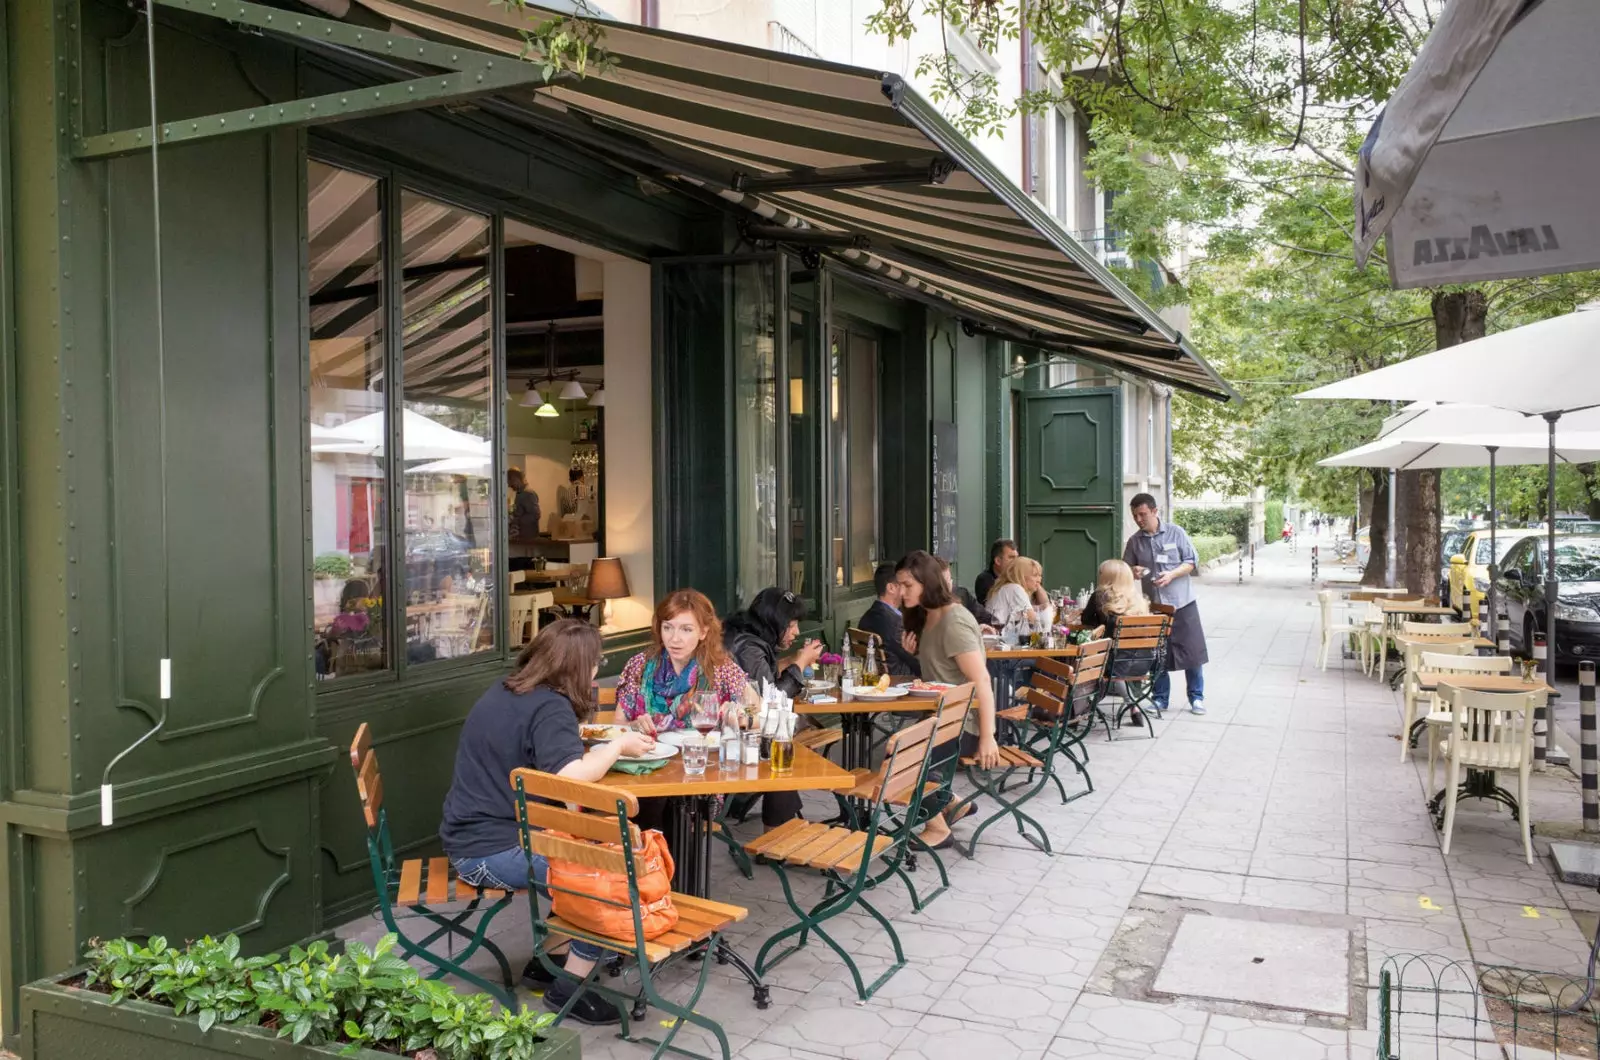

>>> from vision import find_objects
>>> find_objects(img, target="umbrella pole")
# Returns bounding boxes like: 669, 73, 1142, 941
1385, 467, 1397, 589
1487, 446, 1498, 639
1546, 413, 1561, 700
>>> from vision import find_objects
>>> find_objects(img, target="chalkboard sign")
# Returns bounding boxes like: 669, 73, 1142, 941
931, 421, 959, 562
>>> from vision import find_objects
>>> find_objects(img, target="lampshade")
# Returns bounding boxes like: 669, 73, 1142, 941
519, 382, 542, 407
558, 379, 587, 400
588, 387, 606, 407
586, 557, 630, 600
534, 400, 560, 418
789, 378, 804, 416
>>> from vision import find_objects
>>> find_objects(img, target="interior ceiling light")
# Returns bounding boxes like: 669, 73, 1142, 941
534, 399, 560, 418
589, 387, 606, 407
533, 323, 561, 416
558, 378, 588, 400
519, 380, 542, 407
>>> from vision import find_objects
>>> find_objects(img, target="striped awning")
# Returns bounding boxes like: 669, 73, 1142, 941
328, 0, 1232, 400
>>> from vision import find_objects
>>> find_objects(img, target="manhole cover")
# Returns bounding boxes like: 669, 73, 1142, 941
1152, 913, 1351, 1016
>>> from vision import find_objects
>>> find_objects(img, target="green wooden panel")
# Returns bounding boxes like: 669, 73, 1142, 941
953, 327, 989, 583
1018, 387, 1121, 591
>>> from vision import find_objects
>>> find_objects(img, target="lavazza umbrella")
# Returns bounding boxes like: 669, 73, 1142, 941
1354, 0, 1600, 287
1299, 307, 1600, 692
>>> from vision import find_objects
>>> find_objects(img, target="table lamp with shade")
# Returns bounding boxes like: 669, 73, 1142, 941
585, 557, 630, 629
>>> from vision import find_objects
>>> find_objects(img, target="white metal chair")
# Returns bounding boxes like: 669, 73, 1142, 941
1370, 599, 1425, 679
508, 589, 554, 648
1399, 643, 1479, 762
1435, 685, 1539, 864
1423, 654, 1516, 788
1316, 590, 1368, 671
1402, 620, 1472, 637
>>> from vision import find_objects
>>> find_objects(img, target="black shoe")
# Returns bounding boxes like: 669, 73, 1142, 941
521, 957, 556, 989
1128, 712, 1145, 727
542, 978, 622, 1025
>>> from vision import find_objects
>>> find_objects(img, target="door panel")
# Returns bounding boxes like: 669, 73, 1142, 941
1018, 387, 1121, 592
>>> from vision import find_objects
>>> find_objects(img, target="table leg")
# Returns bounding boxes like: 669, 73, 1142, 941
663, 795, 770, 1008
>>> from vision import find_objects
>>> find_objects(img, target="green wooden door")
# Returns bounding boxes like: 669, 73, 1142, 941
1018, 387, 1123, 593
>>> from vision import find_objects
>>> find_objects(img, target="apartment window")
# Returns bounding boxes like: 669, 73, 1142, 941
308, 161, 498, 681
1121, 383, 1139, 474
830, 326, 880, 588
1147, 398, 1158, 479
1053, 109, 1070, 226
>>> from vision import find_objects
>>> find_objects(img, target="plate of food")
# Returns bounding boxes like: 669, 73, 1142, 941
905, 680, 957, 698
579, 723, 631, 743
846, 679, 911, 702
806, 678, 836, 692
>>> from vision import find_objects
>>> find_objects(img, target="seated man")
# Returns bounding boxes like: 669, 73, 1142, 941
858, 563, 921, 677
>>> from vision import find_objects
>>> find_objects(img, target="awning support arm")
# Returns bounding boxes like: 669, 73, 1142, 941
732, 156, 955, 193
73, 0, 550, 161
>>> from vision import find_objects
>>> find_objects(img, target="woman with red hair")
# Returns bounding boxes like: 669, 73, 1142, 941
616, 589, 748, 733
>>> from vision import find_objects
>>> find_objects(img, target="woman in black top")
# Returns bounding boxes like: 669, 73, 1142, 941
440, 618, 653, 1025
722, 587, 823, 829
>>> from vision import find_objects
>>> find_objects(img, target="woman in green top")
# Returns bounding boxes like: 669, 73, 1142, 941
895, 550, 1000, 849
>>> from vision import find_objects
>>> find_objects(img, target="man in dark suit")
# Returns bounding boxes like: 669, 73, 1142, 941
974, 538, 1017, 607
858, 563, 921, 677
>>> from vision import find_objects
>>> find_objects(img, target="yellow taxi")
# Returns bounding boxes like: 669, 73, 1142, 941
1448, 528, 1538, 616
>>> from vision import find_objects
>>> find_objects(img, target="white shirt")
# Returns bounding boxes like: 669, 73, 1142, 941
987, 583, 1056, 628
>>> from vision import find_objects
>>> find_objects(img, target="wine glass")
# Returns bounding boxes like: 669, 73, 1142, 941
691, 692, 722, 737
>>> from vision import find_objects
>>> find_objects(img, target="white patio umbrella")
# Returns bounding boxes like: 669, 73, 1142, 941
1299, 308, 1600, 689
311, 408, 489, 463
1354, 0, 1600, 287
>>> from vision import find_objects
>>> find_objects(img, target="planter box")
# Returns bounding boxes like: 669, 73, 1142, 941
20, 975, 582, 1060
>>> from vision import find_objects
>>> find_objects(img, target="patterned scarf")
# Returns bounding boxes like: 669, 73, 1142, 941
642, 652, 701, 726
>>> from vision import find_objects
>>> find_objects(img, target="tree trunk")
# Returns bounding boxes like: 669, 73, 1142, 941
1389, 289, 1488, 593
1362, 469, 1390, 587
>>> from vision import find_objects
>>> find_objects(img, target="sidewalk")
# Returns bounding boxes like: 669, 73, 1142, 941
342, 540, 1598, 1059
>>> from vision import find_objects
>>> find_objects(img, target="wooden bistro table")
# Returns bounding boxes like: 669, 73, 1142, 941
986, 644, 1083, 723
598, 745, 853, 1009
1421, 674, 1553, 826
794, 685, 941, 771
1384, 627, 1491, 689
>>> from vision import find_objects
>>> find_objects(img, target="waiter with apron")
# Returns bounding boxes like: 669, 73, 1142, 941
1123, 493, 1209, 715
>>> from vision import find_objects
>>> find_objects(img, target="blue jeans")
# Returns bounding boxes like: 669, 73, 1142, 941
451, 846, 604, 961
1152, 667, 1205, 708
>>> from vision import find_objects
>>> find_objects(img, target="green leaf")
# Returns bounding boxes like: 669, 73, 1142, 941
198, 1009, 218, 1034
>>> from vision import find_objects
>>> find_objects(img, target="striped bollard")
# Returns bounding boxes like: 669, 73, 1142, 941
1239, 548, 1243, 585
1582, 662, 1597, 833
1534, 632, 1549, 765
1311, 545, 1319, 585
1476, 595, 1488, 634
1250, 543, 1256, 577
1497, 610, 1511, 656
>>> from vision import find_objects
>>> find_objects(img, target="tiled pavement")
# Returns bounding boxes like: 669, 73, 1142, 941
340, 541, 1600, 1059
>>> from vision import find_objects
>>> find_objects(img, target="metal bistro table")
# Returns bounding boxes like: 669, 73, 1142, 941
1376, 601, 1466, 686
794, 685, 944, 771
598, 744, 854, 1008
1421, 674, 1552, 825
986, 644, 1082, 727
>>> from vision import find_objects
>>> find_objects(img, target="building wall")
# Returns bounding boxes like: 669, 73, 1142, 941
602, 259, 656, 632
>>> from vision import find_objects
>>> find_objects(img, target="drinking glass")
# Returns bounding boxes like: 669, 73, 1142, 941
769, 737, 795, 773
681, 734, 708, 776
719, 718, 742, 772
691, 693, 720, 737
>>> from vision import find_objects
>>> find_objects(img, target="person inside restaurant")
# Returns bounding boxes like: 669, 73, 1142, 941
984, 555, 1055, 629
896, 550, 1000, 849
507, 466, 542, 568
439, 619, 653, 1024
616, 590, 747, 734
973, 538, 1018, 606
722, 587, 823, 830
858, 563, 921, 677
557, 466, 586, 518
1081, 558, 1153, 725
936, 557, 998, 631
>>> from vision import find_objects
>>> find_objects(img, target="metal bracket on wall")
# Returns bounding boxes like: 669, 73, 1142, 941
73, 0, 550, 161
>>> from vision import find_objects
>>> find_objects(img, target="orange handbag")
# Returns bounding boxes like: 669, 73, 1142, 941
547, 829, 678, 942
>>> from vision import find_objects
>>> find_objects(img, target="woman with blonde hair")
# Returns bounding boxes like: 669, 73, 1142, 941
1082, 559, 1151, 631
985, 555, 1055, 629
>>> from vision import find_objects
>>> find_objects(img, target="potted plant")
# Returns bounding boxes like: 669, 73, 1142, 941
20, 933, 580, 1060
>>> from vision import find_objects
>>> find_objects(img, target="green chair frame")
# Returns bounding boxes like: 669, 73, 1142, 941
1101, 613, 1173, 734
512, 769, 743, 1060
1017, 641, 1111, 805
348, 724, 518, 1007
745, 692, 972, 1001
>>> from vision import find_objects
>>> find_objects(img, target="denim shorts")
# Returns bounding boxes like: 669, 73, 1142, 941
450, 846, 603, 961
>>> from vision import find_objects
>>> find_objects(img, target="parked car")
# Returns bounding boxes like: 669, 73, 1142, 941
1499, 533, 1600, 661
1449, 528, 1538, 617
1440, 526, 1478, 605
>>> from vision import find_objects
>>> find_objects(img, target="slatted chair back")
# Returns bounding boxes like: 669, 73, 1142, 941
1423, 652, 1513, 675
1440, 686, 1537, 769
1403, 620, 1472, 636
867, 684, 973, 809
509, 593, 539, 648
846, 627, 882, 659
1108, 613, 1173, 682
1034, 657, 1074, 682
510, 769, 644, 943
349, 724, 395, 871
1066, 639, 1111, 718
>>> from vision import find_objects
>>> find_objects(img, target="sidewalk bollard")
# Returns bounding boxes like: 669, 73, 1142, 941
1250, 543, 1255, 577
1476, 596, 1487, 634
1311, 545, 1319, 585
1583, 662, 1597, 833
1239, 548, 1243, 585
1534, 632, 1549, 766
1497, 610, 1511, 656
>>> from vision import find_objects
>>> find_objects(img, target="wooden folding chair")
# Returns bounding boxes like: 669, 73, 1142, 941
1101, 613, 1173, 734
745, 689, 972, 1000
348, 724, 519, 1006
511, 769, 748, 1060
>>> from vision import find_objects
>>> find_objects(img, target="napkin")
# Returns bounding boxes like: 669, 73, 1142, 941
610, 757, 672, 775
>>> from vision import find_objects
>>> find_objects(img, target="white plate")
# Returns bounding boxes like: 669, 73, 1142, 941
846, 686, 911, 702
619, 742, 680, 762
805, 679, 835, 692
904, 682, 955, 698
579, 723, 631, 742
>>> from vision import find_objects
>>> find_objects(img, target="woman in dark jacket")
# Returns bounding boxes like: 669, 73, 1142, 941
722, 588, 823, 830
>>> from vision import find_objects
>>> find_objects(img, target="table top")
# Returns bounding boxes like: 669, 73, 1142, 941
1423, 674, 1553, 694
985, 645, 1082, 660
596, 744, 855, 797
795, 692, 943, 715
1393, 633, 1494, 649
1378, 600, 1458, 615
1344, 588, 1416, 600
550, 588, 591, 607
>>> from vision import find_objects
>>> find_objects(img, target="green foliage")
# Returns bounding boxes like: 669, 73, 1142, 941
1175, 506, 1248, 543
313, 553, 353, 580
1191, 535, 1237, 567
1264, 500, 1285, 536
495, 0, 615, 81
81, 933, 557, 1059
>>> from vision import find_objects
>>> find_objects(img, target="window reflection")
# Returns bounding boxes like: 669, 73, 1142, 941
308, 161, 388, 679
733, 263, 778, 604
399, 191, 496, 663
830, 326, 880, 587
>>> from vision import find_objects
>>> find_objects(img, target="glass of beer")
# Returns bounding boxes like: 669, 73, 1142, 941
769, 736, 795, 773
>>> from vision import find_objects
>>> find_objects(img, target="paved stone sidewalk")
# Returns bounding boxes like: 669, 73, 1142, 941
341, 540, 1599, 1059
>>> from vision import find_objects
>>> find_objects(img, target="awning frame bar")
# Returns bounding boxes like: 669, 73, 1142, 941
73, 0, 550, 161
732, 156, 955, 194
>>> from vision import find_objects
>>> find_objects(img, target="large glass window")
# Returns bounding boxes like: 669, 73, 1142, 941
732, 264, 779, 606
398, 191, 496, 664
830, 325, 881, 588
308, 162, 389, 679
307, 163, 498, 680
788, 270, 822, 609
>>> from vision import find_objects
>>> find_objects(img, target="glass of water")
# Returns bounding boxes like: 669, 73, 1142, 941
719, 717, 742, 773
681, 734, 708, 776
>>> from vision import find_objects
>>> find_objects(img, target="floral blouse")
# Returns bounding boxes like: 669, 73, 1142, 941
615, 651, 748, 732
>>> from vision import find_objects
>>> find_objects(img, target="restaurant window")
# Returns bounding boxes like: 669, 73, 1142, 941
733, 264, 779, 606
830, 326, 880, 588
307, 161, 498, 681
